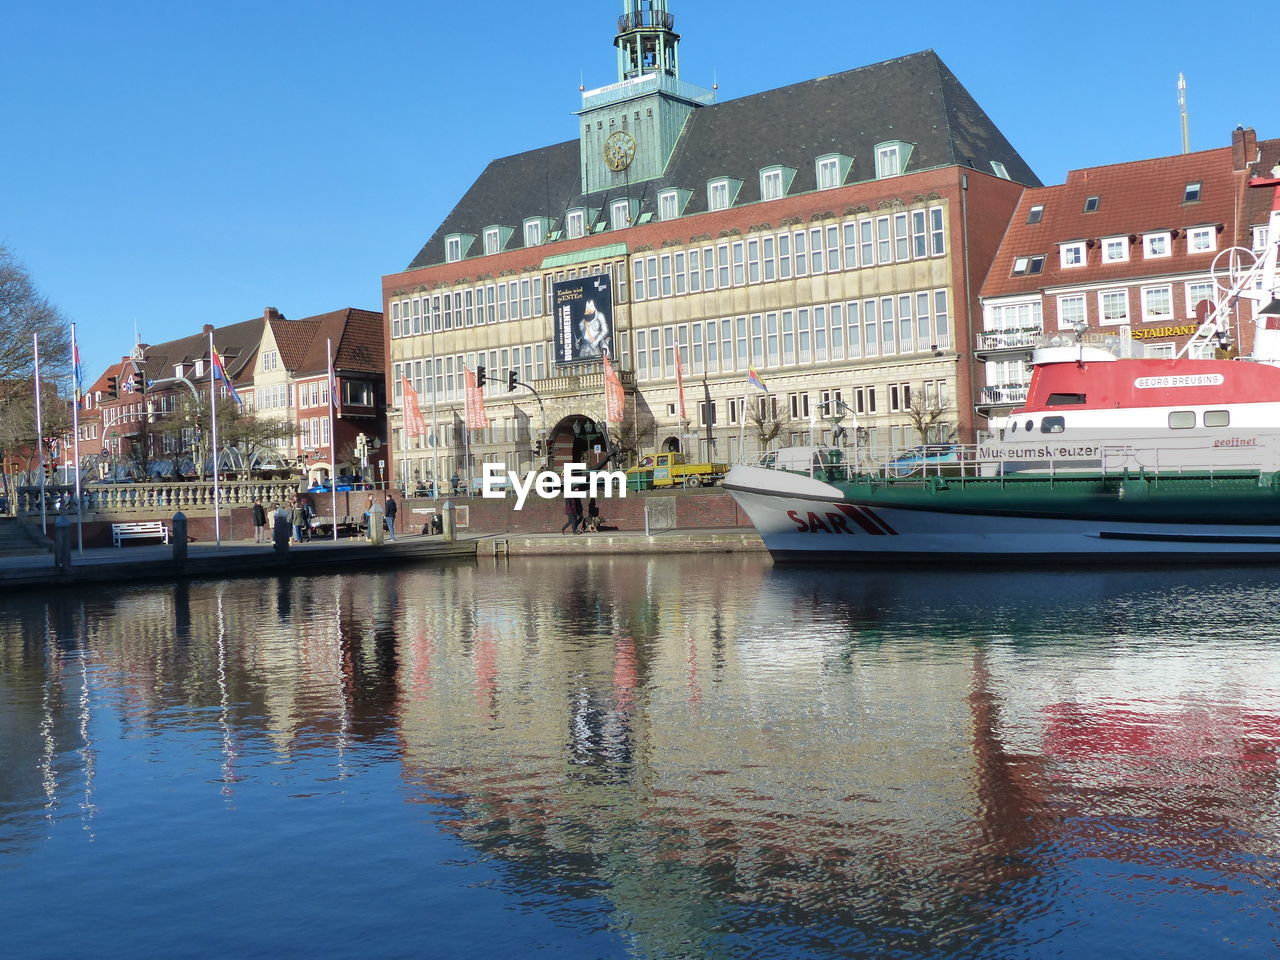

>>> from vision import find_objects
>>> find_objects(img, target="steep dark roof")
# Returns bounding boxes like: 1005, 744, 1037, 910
408, 50, 1039, 269
140, 317, 266, 386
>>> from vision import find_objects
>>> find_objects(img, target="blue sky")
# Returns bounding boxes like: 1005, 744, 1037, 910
3, 0, 1275, 379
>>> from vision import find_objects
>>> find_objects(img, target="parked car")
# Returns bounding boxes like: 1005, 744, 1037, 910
308, 474, 372, 493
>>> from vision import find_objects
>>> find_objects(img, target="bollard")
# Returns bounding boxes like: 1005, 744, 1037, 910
172, 512, 188, 568
643, 501, 651, 537
441, 500, 456, 542
273, 511, 290, 557
368, 504, 385, 546
54, 515, 72, 572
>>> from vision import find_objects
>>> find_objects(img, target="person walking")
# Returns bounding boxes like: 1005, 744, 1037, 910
290, 497, 308, 543
251, 499, 267, 543
362, 494, 375, 541
384, 494, 398, 540
560, 494, 583, 535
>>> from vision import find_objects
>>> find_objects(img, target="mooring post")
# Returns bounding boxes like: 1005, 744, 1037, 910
442, 500, 456, 542
172, 512, 188, 569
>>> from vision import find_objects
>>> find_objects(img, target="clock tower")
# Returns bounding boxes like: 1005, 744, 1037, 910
577, 0, 714, 194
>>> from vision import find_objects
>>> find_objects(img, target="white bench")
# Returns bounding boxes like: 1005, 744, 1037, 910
112, 521, 170, 548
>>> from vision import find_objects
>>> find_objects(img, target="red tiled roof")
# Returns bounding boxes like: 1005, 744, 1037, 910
1244, 137, 1280, 226
982, 147, 1243, 299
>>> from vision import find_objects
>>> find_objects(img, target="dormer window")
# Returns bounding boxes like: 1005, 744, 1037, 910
1101, 236, 1129, 263
658, 189, 681, 220
1184, 181, 1202, 203
1026, 204, 1044, 224
760, 168, 783, 201
874, 141, 912, 179
566, 209, 586, 239
1143, 232, 1171, 259
708, 178, 741, 211
1060, 241, 1086, 268
1188, 225, 1216, 253
816, 155, 842, 190
523, 218, 546, 247
610, 199, 634, 231
483, 227, 502, 256
445, 234, 471, 263
990, 160, 1010, 180
1083, 196, 1100, 213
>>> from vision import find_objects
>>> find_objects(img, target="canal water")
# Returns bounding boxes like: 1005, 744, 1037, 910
1, 556, 1278, 959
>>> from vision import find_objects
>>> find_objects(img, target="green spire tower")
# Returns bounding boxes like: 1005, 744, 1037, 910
577, 1, 713, 194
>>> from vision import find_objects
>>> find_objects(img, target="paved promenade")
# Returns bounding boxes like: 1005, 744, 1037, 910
0, 527, 765, 589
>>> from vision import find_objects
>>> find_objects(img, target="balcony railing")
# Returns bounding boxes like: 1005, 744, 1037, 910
979, 384, 1030, 405
580, 72, 715, 111
976, 328, 1043, 352
618, 10, 675, 31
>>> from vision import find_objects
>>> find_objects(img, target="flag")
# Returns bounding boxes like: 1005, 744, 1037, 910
603, 354, 625, 424
401, 376, 426, 439
463, 366, 487, 430
747, 367, 768, 393
72, 337, 83, 403
210, 344, 242, 405
674, 348, 688, 422
327, 352, 339, 409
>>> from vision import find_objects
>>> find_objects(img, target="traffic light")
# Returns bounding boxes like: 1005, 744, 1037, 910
476, 364, 487, 388
133, 373, 145, 394
106, 376, 118, 400
507, 369, 518, 391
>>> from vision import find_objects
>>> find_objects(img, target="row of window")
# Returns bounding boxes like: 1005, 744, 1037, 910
634, 291, 950, 381
1013, 226, 1220, 276
631, 207, 947, 301
299, 417, 332, 449
987, 280, 1217, 333
450, 142, 953, 261
390, 275, 548, 338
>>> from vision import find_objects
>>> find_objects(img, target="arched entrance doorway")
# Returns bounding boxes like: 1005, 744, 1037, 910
661, 436, 681, 453
547, 415, 611, 468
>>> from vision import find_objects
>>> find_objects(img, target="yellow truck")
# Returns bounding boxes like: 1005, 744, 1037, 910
626, 452, 730, 489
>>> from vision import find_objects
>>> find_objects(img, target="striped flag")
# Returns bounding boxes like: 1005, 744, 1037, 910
210, 344, 242, 405
747, 367, 768, 393
72, 337, 83, 403
674, 348, 688, 421
401, 376, 426, 439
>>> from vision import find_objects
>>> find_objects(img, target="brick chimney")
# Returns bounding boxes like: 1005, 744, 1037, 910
264, 306, 281, 320
1232, 125, 1258, 171
202, 323, 214, 335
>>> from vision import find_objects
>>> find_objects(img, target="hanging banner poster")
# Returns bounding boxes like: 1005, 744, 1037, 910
553, 273, 614, 365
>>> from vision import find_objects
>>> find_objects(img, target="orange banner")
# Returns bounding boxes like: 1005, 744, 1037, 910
603, 354, 625, 424
675, 348, 687, 422
464, 367, 487, 430
401, 376, 425, 438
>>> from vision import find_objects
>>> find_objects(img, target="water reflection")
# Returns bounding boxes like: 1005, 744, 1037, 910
2, 559, 1279, 957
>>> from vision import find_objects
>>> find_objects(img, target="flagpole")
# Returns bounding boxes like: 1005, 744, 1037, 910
209, 330, 221, 546
430, 330, 439, 496
71, 324, 83, 555
737, 394, 746, 460
34, 333, 47, 535
328, 338, 337, 542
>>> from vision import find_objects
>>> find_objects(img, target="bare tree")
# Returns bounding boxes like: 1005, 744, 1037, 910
164, 393, 297, 478
744, 395, 792, 451
904, 391, 955, 445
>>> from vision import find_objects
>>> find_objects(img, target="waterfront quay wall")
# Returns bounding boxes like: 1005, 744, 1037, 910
401, 488, 751, 536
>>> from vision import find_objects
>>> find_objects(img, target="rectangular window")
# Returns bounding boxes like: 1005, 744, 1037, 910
708, 180, 731, 211
647, 255, 658, 299
843, 222, 859, 268
1186, 281, 1215, 317
1057, 294, 1086, 330
705, 320, 718, 374
930, 207, 946, 256
880, 297, 895, 356
762, 236, 775, 281
1102, 236, 1128, 263
911, 210, 927, 258
1060, 242, 1086, 268
797, 308, 811, 363
1027, 204, 1044, 224
483, 227, 501, 256
611, 199, 631, 231
1083, 196, 1100, 213
1142, 286, 1173, 322
446, 236, 462, 262
660, 254, 673, 297
781, 310, 795, 365
766, 312, 779, 367
830, 302, 844, 361
991, 160, 1010, 180
863, 299, 878, 357
659, 191, 679, 221
778, 233, 791, 279
674, 251, 687, 295
1099, 289, 1130, 325
876, 144, 900, 178
633, 256, 646, 300
688, 248, 701, 292
876, 217, 891, 263
524, 219, 544, 247
751, 314, 763, 366
566, 210, 586, 239
817, 156, 840, 189
809, 228, 823, 273
732, 241, 745, 285
794, 231, 807, 275
717, 244, 730, 288
747, 238, 760, 283
894, 212, 910, 261
1143, 233, 1171, 258
1188, 226, 1215, 253
813, 305, 827, 362
1184, 182, 1202, 203
761, 168, 783, 200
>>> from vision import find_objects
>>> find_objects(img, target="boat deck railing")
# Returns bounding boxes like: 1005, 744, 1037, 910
742, 443, 1276, 484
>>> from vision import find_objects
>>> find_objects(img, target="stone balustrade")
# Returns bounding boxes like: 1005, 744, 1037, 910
7, 480, 301, 517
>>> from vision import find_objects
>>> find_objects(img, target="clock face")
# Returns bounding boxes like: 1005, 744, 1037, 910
603, 130, 636, 172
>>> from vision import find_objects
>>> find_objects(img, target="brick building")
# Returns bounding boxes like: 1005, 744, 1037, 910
382, 1, 1037, 489
976, 126, 1278, 431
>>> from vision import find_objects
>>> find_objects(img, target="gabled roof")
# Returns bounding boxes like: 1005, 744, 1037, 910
288, 308, 385, 378
139, 317, 266, 386
408, 49, 1039, 269
982, 147, 1242, 299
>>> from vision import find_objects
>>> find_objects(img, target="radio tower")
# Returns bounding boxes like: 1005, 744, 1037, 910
1178, 73, 1190, 154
